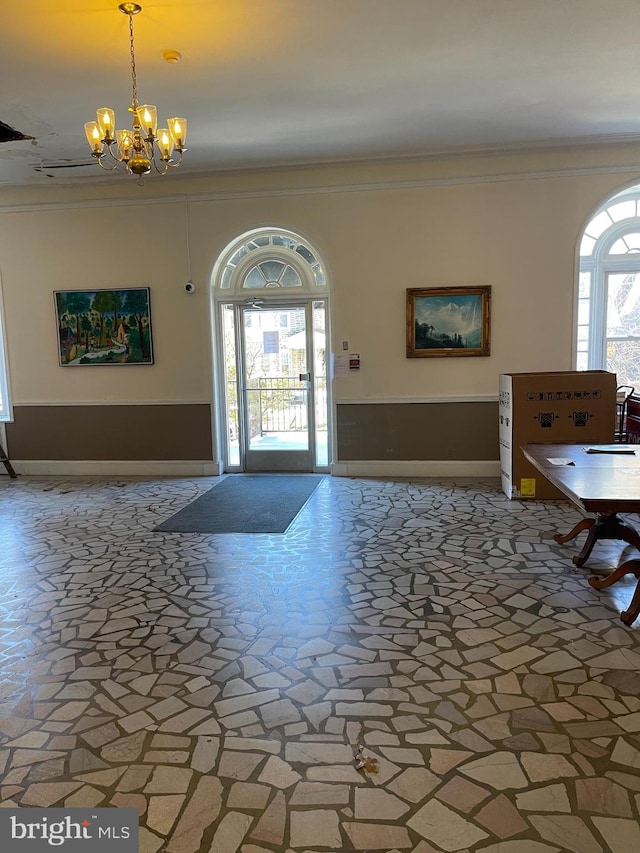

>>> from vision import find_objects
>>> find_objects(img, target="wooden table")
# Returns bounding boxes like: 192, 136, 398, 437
522, 442, 640, 626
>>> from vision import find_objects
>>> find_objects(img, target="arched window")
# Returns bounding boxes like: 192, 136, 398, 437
578, 186, 640, 387
215, 228, 327, 298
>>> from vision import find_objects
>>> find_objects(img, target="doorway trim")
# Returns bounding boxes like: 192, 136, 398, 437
211, 228, 332, 473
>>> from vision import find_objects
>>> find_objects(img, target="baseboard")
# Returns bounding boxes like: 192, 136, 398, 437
3, 459, 500, 479
4, 460, 225, 477
330, 459, 501, 478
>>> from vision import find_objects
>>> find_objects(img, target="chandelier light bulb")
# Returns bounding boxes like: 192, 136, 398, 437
84, 121, 103, 154
168, 118, 187, 150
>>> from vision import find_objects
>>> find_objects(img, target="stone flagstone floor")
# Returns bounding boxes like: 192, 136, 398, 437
0, 473, 639, 853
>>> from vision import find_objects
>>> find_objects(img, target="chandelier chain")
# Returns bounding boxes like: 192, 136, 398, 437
129, 12, 139, 109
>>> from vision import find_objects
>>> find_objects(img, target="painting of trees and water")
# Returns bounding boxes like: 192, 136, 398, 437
406, 286, 491, 358
55, 288, 153, 366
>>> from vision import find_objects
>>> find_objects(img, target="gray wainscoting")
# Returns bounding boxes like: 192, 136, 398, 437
5, 404, 213, 461
336, 401, 498, 461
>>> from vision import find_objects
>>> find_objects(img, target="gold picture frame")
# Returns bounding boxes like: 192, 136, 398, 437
406, 285, 491, 358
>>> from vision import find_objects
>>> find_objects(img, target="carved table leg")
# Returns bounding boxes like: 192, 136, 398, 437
572, 525, 601, 567
589, 558, 640, 627
621, 580, 640, 627
553, 517, 593, 545
570, 513, 640, 568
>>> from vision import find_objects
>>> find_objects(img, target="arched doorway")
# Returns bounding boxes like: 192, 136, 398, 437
212, 228, 331, 473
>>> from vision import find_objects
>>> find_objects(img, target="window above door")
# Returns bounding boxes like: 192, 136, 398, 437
216, 229, 327, 298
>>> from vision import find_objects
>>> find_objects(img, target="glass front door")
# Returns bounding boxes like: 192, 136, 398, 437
220, 299, 328, 472
241, 303, 314, 472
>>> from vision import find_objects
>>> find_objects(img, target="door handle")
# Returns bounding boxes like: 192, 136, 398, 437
299, 372, 311, 381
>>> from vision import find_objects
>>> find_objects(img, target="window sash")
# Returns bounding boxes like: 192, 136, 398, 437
0, 288, 11, 422
578, 189, 640, 385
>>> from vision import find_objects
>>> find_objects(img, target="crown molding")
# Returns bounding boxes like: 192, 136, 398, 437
1, 158, 640, 214
6, 129, 640, 191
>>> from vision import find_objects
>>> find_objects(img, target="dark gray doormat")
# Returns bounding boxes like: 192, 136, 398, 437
153, 474, 323, 534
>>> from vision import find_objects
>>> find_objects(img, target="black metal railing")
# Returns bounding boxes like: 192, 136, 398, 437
244, 375, 327, 437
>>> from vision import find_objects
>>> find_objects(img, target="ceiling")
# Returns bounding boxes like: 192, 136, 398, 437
4, 0, 640, 187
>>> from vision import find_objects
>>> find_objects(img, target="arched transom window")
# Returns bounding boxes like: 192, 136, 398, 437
578, 186, 640, 387
216, 229, 326, 298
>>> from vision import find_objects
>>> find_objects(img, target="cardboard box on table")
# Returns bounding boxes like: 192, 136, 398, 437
499, 371, 617, 499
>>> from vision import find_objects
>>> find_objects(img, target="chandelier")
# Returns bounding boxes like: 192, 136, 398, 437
84, 3, 187, 180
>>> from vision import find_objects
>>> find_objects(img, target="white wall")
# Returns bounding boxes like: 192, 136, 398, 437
0, 144, 638, 411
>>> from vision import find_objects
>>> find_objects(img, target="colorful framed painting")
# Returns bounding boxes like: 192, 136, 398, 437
406, 285, 491, 358
54, 287, 154, 366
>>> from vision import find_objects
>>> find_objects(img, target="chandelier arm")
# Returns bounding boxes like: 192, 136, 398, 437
103, 141, 127, 166
151, 157, 170, 176
96, 155, 121, 172
166, 151, 185, 169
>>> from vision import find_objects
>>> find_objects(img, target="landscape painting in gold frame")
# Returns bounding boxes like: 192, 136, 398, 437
406, 285, 491, 358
